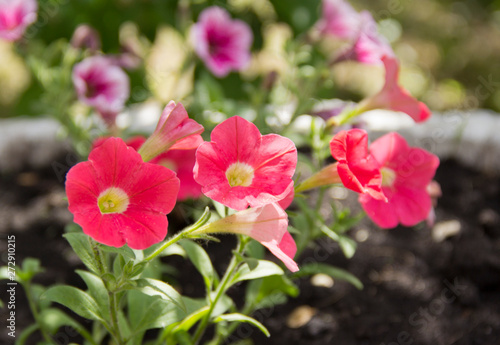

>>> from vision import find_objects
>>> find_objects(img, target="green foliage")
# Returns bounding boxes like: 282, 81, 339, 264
42, 286, 105, 322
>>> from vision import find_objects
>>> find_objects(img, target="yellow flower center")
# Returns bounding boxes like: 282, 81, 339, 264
381, 167, 396, 187
97, 187, 130, 214
226, 162, 254, 187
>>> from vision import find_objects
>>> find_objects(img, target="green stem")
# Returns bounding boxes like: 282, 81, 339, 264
192, 237, 246, 344
24, 281, 55, 344
144, 230, 188, 262
326, 106, 363, 128
108, 290, 125, 345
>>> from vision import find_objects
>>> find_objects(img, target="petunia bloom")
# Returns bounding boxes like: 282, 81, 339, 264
358, 55, 431, 122
93, 136, 203, 201
192, 203, 299, 272
194, 116, 297, 211
72, 56, 130, 125
316, 0, 362, 40
358, 132, 439, 228
0, 0, 37, 41
65, 137, 180, 249
137, 101, 204, 162
191, 6, 253, 77
330, 129, 386, 200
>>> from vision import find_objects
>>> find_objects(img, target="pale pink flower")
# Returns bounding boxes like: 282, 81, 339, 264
359, 132, 439, 228
72, 56, 130, 125
191, 6, 253, 77
65, 138, 180, 249
194, 116, 297, 211
0, 0, 37, 41
70, 24, 101, 52
137, 101, 204, 162
358, 55, 431, 122
335, 12, 394, 65
192, 203, 299, 272
317, 0, 361, 40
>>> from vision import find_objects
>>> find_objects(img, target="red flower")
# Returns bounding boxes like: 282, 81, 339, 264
359, 132, 439, 228
359, 56, 431, 123
194, 116, 297, 210
65, 138, 180, 249
330, 129, 385, 201
94, 136, 202, 201
138, 101, 204, 162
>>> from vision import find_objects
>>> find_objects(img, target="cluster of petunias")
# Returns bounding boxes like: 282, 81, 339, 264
330, 129, 440, 228
65, 103, 300, 271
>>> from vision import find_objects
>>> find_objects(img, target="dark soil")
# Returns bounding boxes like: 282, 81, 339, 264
1, 150, 500, 345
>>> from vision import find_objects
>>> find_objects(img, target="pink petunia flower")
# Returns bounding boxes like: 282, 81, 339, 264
316, 0, 362, 40
335, 11, 394, 65
194, 116, 297, 211
72, 56, 130, 125
358, 55, 431, 122
0, 0, 37, 41
192, 203, 299, 272
330, 129, 386, 201
65, 137, 180, 249
359, 132, 439, 228
137, 101, 204, 162
191, 6, 253, 77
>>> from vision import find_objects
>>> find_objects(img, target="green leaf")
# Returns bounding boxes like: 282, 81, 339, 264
291, 263, 363, 290
75, 270, 110, 320
246, 275, 299, 309
135, 278, 185, 312
42, 286, 104, 321
63, 233, 100, 274
38, 308, 95, 345
179, 239, 217, 290
320, 226, 357, 258
231, 260, 284, 285
214, 313, 270, 337
17, 258, 44, 282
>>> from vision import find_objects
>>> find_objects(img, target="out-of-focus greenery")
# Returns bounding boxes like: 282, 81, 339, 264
1, 0, 500, 118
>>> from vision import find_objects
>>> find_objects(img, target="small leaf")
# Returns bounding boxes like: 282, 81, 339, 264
42, 286, 104, 321
214, 313, 270, 337
179, 239, 217, 290
76, 270, 110, 320
63, 233, 100, 274
135, 278, 185, 312
291, 263, 363, 290
231, 260, 284, 285
100, 244, 135, 260
320, 226, 357, 258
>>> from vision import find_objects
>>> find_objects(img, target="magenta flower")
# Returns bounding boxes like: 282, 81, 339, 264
0, 0, 37, 41
192, 203, 299, 272
65, 138, 180, 249
359, 132, 439, 228
194, 116, 297, 211
358, 56, 431, 122
330, 129, 385, 201
316, 0, 361, 40
137, 101, 204, 162
72, 56, 130, 125
191, 6, 253, 77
